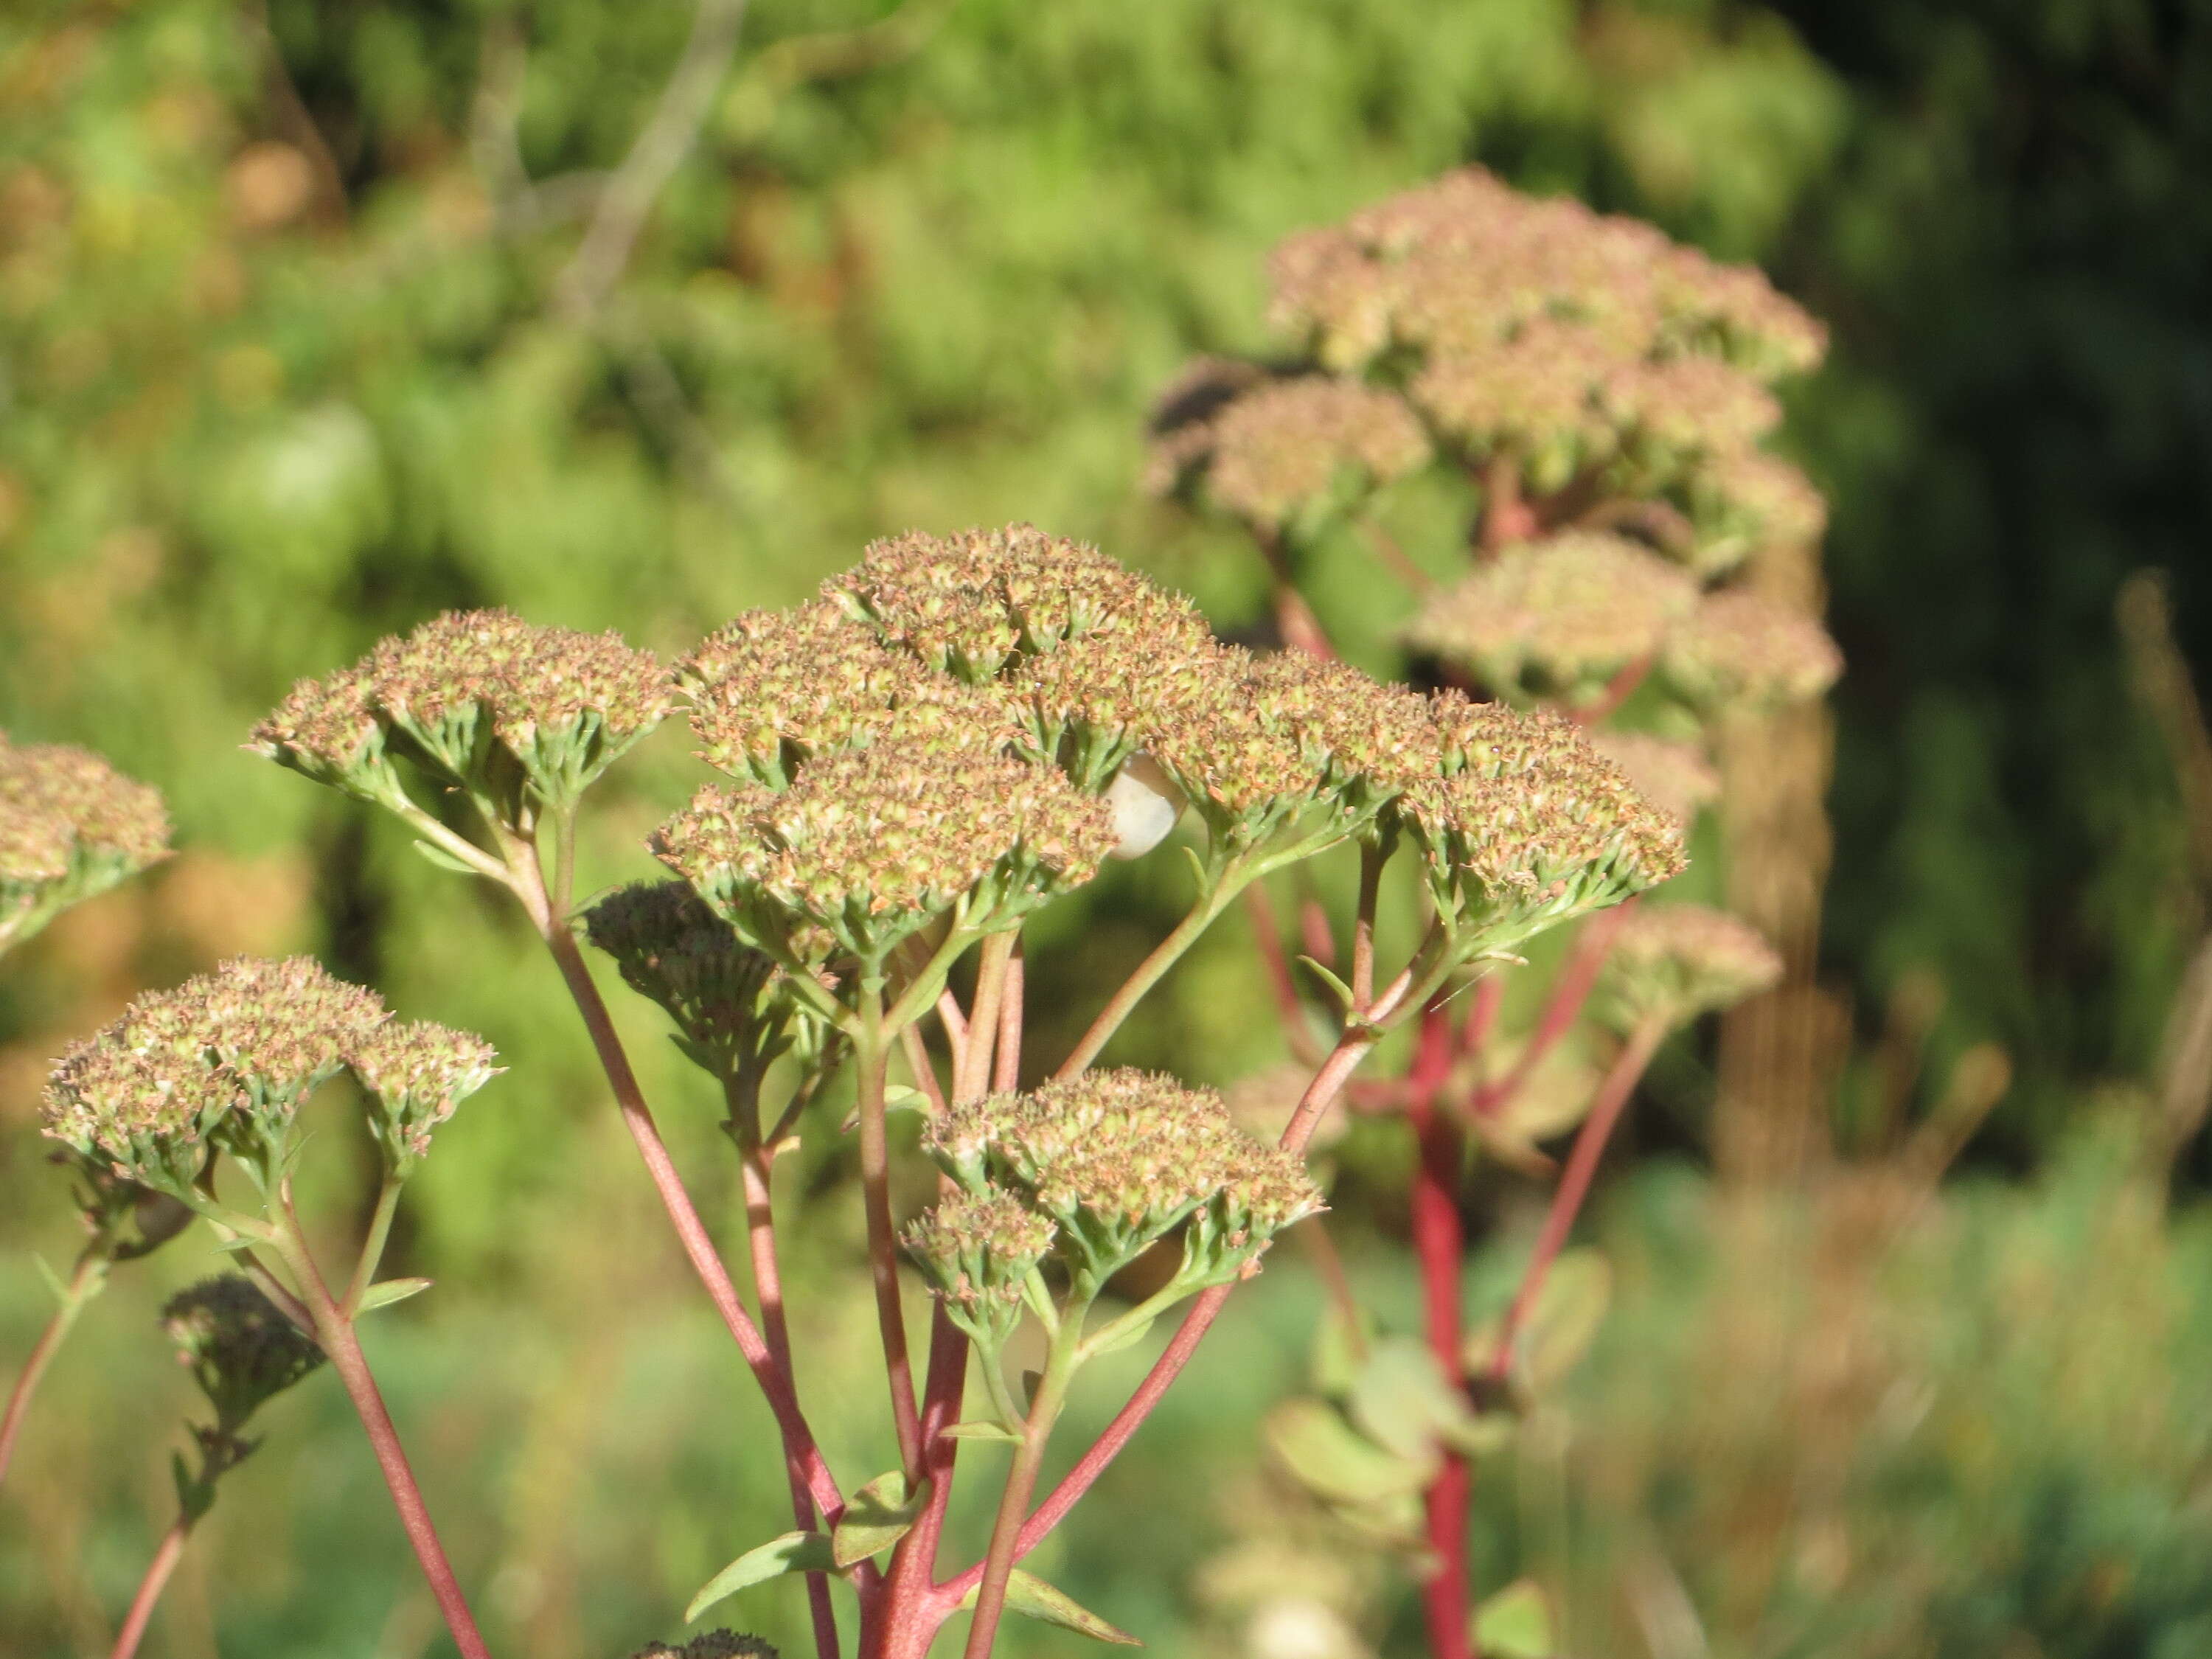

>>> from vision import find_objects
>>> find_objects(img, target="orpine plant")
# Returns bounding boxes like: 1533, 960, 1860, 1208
126, 521, 1679, 1659
1150, 169, 1836, 1658
0, 734, 173, 1496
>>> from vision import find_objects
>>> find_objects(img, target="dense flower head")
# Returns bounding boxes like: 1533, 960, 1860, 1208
1394, 709, 1685, 953
43, 956, 392, 1192
926, 1068, 1324, 1286
584, 880, 793, 1066
1587, 731, 1720, 829
1409, 318, 1621, 485
1596, 902, 1784, 1030
1600, 353, 1782, 462
1268, 167, 1824, 379
162, 1275, 325, 1431
835, 523, 1211, 667
650, 737, 1119, 964
1406, 534, 1700, 703
1660, 591, 1843, 713
1681, 449, 1829, 575
676, 598, 1014, 788
0, 737, 171, 936
630, 1635, 778, 1659
903, 1187, 1058, 1343
1156, 377, 1433, 529
251, 609, 669, 817
349, 1018, 500, 1171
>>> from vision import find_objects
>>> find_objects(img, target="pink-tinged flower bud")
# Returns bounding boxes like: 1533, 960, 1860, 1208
904, 1187, 1057, 1346
348, 1018, 500, 1172
1156, 377, 1430, 529
0, 735, 171, 947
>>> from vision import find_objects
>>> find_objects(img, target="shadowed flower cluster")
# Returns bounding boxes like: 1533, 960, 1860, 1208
251, 608, 669, 823
0, 734, 171, 946
925, 1068, 1325, 1295
41, 957, 495, 1196
163, 1275, 325, 1436
1596, 902, 1784, 1031
630, 1635, 779, 1659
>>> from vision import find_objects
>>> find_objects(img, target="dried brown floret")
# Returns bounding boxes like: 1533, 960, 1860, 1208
904, 1186, 1057, 1343
349, 1018, 500, 1171
1596, 902, 1784, 1030
0, 737, 171, 944
163, 1275, 325, 1432
650, 737, 1119, 964
1193, 378, 1431, 528
928, 1068, 1324, 1285
1587, 732, 1719, 829
1661, 590, 1843, 712
41, 956, 391, 1193
677, 599, 1013, 787
1406, 534, 1700, 703
251, 610, 669, 818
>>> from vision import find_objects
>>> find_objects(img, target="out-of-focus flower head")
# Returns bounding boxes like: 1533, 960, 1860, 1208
1406, 533, 1699, 706
348, 1018, 500, 1174
1595, 903, 1784, 1032
1660, 590, 1843, 714
0, 736, 171, 947
903, 1186, 1058, 1347
1587, 732, 1720, 830
650, 737, 1118, 967
630, 1635, 778, 1659
1409, 318, 1620, 491
927, 1068, 1324, 1289
1680, 450, 1829, 577
251, 610, 669, 824
1149, 377, 1432, 531
162, 1275, 324, 1435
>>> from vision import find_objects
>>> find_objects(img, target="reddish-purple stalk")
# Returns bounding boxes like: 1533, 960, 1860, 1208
1471, 903, 1633, 1119
270, 1199, 490, 1659
1487, 1012, 1669, 1382
1405, 1001, 1474, 1659
0, 1250, 102, 1493
108, 1514, 189, 1659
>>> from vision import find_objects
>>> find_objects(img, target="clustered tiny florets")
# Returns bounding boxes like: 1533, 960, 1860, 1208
250, 608, 669, 818
1660, 590, 1845, 712
1153, 376, 1433, 529
40, 957, 495, 1194
925, 1068, 1324, 1290
629, 1634, 779, 1659
903, 1188, 1058, 1343
1596, 902, 1784, 1031
162, 1275, 326, 1431
0, 734, 171, 938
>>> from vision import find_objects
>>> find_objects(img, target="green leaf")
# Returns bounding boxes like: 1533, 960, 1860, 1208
1264, 1397, 1433, 1504
1472, 1579, 1554, 1658
832, 1471, 928, 1568
959, 1569, 1141, 1646
1520, 1250, 1612, 1394
940, 1420, 1023, 1444
211, 1233, 260, 1254
685, 1531, 837, 1623
1310, 1299, 1373, 1399
411, 839, 485, 877
1348, 1336, 1470, 1464
354, 1276, 433, 1314
32, 1253, 66, 1305
1082, 1310, 1158, 1358
1295, 955, 1355, 1015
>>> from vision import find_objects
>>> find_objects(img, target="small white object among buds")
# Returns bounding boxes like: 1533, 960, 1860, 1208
1105, 752, 1186, 859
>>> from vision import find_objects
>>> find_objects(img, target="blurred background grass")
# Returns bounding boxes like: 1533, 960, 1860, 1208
4, 0, 2211, 1655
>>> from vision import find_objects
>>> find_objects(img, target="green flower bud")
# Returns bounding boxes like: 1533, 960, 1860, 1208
349, 1018, 500, 1174
903, 1187, 1057, 1346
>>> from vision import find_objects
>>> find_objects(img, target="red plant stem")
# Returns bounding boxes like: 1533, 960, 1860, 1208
742, 1144, 841, 1659
993, 939, 1024, 1093
1479, 453, 1537, 551
1297, 1217, 1365, 1364
1298, 894, 1337, 969
1406, 1000, 1473, 1659
878, 1311, 969, 1659
272, 1214, 491, 1659
959, 935, 1013, 1107
1489, 1013, 1668, 1382
1568, 655, 1653, 727
1461, 973, 1503, 1057
108, 1513, 189, 1659
0, 1249, 102, 1493
1472, 905, 1631, 1119
900, 1023, 949, 1116
931, 1031, 1380, 1615
856, 982, 925, 1479
538, 917, 845, 1522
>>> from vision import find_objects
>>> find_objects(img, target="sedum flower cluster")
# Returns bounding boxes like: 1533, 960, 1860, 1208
250, 609, 669, 826
163, 1275, 326, 1436
630, 1635, 778, 1659
1594, 902, 1787, 1032
915, 1068, 1326, 1337
0, 734, 171, 947
41, 956, 497, 1198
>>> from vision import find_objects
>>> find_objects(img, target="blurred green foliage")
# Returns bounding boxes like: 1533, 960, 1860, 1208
3, 0, 2209, 1655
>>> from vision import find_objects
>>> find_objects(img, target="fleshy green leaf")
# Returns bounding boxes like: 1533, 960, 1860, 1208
354, 1276, 434, 1314
940, 1421, 1023, 1444
1348, 1336, 1471, 1464
1472, 1578, 1554, 1658
411, 839, 485, 877
685, 1530, 837, 1623
1310, 1299, 1373, 1399
832, 1470, 928, 1568
959, 1569, 1141, 1646
1264, 1397, 1433, 1504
